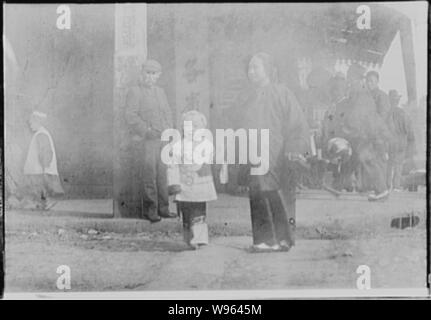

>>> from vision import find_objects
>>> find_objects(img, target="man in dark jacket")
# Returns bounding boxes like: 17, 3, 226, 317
125, 59, 176, 222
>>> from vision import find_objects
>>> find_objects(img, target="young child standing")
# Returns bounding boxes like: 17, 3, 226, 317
169, 110, 217, 250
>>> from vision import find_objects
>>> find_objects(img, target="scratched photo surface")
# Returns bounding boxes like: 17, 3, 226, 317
3, 3, 428, 296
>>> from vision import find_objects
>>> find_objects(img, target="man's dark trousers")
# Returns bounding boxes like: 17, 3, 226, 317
140, 138, 169, 220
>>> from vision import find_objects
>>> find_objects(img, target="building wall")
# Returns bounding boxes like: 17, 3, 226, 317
6, 4, 422, 205
147, 4, 177, 122
4, 4, 115, 199
145, 4, 334, 193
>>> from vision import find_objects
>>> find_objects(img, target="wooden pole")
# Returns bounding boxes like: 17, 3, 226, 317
399, 16, 417, 108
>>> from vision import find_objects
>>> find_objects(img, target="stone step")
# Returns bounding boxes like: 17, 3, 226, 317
6, 191, 426, 240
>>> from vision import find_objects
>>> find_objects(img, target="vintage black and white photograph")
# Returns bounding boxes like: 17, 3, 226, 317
2, 2, 429, 298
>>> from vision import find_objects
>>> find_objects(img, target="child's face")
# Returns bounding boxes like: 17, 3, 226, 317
183, 118, 205, 140
143, 70, 161, 87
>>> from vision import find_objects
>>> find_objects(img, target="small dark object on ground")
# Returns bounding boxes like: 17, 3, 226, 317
391, 214, 420, 229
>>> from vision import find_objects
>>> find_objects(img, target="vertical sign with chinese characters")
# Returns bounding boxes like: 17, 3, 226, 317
173, 5, 211, 125
114, 3, 147, 88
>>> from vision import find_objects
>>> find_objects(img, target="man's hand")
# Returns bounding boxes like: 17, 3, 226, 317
286, 152, 306, 162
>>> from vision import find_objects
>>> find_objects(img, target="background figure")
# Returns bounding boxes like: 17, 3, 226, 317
319, 74, 355, 192
326, 137, 355, 192
125, 59, 176, 223
366, 71, 391, 119
386, 90, 416, 191
241, 52, 310, 252
366, 70, 392, 190
320, 73, 348, 156
23, 111, 64, 209
335, 64, 391, 200
298, 67, 332, 189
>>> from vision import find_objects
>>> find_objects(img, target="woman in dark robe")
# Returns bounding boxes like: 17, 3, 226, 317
239, 53, 311, 252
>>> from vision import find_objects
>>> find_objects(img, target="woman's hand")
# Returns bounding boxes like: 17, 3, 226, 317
285, 152, 306, 162
286, 152, 310, 171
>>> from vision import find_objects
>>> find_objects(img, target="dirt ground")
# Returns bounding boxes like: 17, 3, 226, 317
4, 191, 428, 294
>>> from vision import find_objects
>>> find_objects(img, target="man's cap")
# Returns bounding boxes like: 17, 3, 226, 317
366, 70, 380, 80
142, 59, 162, 72
388, 89, 402, 100
346, 63, 366, 81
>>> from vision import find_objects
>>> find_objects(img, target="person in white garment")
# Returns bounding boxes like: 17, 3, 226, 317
169, 110, 217, 250
23, 111, 64, 210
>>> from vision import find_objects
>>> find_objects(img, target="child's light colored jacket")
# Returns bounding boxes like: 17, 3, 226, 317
170, 137, 217, 202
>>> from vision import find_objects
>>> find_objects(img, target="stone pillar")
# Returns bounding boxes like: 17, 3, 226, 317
113, 4, 147, 217
173, 4, 211, 126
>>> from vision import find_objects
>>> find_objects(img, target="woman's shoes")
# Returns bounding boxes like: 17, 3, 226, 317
249, 243, 280, 253
279, 240, 292, 252
249, 242, 292, 253
250, 243, 273, 253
